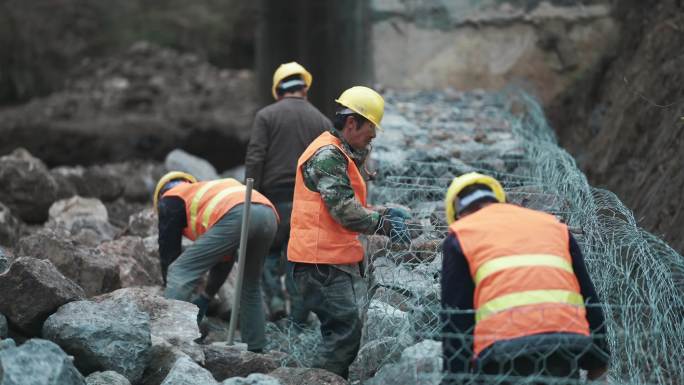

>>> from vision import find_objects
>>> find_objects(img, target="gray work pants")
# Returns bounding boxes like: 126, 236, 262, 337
165, 203, 277, 351
262, 201, 309, 323
291, 263, 362, 379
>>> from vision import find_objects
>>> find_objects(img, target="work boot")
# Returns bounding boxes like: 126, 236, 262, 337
191, 294, 211, 324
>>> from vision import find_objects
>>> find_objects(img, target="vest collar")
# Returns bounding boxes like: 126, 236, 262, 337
329, 129, 369, 166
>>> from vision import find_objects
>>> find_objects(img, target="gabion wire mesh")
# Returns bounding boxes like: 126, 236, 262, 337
266, 89, 684, 385
441, 305, 610, 385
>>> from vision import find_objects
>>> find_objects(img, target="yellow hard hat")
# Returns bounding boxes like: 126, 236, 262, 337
335, 86, 385, 129
444, 172, 506, 224
153, 171, 197, 212
271, 62, 312, 99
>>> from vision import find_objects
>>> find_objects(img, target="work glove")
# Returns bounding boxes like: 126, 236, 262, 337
378, 207, 412, 246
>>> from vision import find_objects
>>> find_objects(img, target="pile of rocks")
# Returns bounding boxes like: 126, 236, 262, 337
0, 146, 336, 384
0, 88, 547, 385
0, 42, 257, 170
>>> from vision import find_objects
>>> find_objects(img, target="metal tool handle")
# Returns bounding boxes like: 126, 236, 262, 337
228, 178, 253, 345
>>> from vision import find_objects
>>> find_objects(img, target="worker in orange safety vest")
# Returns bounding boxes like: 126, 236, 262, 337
441, 172, 610, 384
154, 171, 278, 352
286, 86, 411, 378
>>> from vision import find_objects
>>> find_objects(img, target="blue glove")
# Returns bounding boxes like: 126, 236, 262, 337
385, 207, 411, 220
380, 208, 412, 246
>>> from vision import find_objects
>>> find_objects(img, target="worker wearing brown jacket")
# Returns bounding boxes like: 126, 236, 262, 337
244, 62, 332, 322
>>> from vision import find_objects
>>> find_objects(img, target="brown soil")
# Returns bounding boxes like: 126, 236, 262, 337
548, 0, 684, 255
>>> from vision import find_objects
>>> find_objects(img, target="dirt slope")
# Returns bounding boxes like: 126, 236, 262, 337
548, 0, 684, 255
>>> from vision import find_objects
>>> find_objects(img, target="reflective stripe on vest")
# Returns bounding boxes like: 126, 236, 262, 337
476, 289, 584, 322
189, 180, 222, 239
163, 179, 277, 241
449, 203, 590, 356
201, 186, 246, 230
474, 254, 574, 286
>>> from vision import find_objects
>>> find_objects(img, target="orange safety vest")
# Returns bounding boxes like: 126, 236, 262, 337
449, 203, 590, 356
288, 131, 367, 264
163, 178, 277, 241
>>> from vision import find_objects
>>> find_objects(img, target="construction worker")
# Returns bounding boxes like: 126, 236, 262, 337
441, 172, 610, 384
287, 86, 412, 378
245, 61, 332, 322
154, 172, 278, 352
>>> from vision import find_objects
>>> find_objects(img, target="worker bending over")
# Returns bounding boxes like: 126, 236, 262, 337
245, 61, 331, 322
441, 172, 610, 383
154, 172, 278, 353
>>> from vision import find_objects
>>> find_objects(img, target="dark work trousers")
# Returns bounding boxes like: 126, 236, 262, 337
475, 333, 592, 385
164, 204, 277, 352
474, 353, 581, 385
291, 263, 362, 379
261, 201, 308, 323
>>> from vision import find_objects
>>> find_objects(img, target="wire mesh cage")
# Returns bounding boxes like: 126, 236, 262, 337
266, 89, 684, 385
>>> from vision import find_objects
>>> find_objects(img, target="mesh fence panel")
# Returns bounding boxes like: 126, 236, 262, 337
266, 89, 684, 385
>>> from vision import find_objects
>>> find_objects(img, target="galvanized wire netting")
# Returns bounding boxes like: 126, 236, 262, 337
441, 306, 611, 385
266, 89, 684, 385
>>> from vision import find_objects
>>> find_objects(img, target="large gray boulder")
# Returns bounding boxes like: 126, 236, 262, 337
0, 202, 23, 247
362, 299, 413, 345
0, 312, 7, 339
49, 166, 86, 200
106, 200, 149, 230
50, 166, 124, 203
349, 337, 404, 382
42, 299, 152, 383
86, 371, 131, 385
98, 236, 163, 287
369, 286, 412, 312
140, 336, 189, 385
17, 227, 121, 297
165, 149, 219, 181
160, 356, 217, 385
221, 373, 281, 385
0, 148, 61, 223
127, 208, 158, 237
366, 340, 443, 385
0, 257, 85, 335
47, 196, 118, 246
372, 257, 440, 299
0, 339, 86, 385
111, 162, 166, 202
96, 287, 203, 363
203, 342, 283, 381
51, 162, 165, 203
268, 368, 346, 385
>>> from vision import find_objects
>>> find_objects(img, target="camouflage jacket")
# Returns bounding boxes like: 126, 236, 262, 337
302, 129, 381, 235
